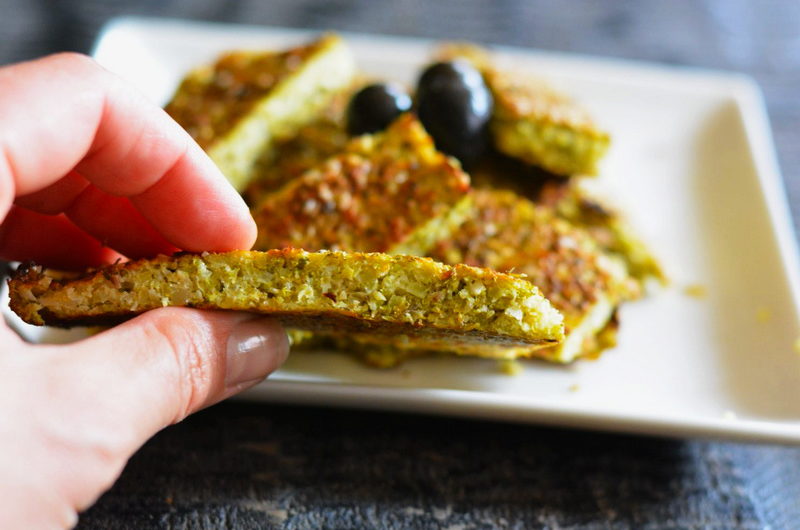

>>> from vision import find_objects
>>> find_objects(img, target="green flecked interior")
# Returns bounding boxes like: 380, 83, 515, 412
491, 118, 610, 176
11, 251, 564, 346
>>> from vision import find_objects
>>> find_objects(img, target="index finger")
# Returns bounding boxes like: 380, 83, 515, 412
0, 53, 256, 252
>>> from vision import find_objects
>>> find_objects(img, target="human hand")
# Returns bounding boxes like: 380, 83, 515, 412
0, 53, 289, 528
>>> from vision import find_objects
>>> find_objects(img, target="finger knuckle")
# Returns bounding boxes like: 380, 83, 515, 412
142, 309, 218, 423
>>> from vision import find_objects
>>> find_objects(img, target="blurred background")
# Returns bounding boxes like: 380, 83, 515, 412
3, 0, 800, 231
3, 1, 800, 528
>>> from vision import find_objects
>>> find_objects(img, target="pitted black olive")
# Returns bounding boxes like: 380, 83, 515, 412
415, 60, 493, 167
346, 83, 412, 136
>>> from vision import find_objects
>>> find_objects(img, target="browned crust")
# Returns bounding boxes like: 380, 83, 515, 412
485, 69, 601, 130
538, 180, 666, 285
429, 189, 621, 323
252, 114, 470, 252
165, 38, 327, 149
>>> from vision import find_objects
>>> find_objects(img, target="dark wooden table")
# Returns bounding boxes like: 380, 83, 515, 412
3, 1, 800, 528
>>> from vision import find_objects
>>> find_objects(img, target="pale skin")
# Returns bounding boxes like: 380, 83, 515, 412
0, 54, 290, 528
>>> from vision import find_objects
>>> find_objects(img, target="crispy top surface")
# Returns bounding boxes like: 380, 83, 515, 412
539, 181, 665, 284
435, 42, 604, 134
252, 114, 470, 252
486, 69, 601, 132
429, 189, 619, 321
165, 35, 334, 149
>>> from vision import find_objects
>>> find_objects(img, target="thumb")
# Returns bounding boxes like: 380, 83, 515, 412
54, 307, 289, 441
30, 308, 288, 513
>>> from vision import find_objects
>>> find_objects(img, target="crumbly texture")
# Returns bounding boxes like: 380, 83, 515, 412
251, 114, 472, 255
165, 34, 356, 191
332, 189, 633, 364
431, 190, 636, 317
8, 249, 564, 348
435, 43, 610, 177
538, 180, 666, 286
487, 69, 610, 177
460, 151, 664, 290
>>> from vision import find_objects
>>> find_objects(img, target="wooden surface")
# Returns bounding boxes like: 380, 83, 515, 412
2, 1, 800, 528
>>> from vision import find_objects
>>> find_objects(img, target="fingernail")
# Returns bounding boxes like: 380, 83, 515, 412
225, 318, 289, 390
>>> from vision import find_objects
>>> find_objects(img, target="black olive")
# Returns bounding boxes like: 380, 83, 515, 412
415, 60, 493, 167
346, 83, 412, 136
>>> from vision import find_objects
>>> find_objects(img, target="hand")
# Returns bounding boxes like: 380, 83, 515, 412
0, 53, 289, 528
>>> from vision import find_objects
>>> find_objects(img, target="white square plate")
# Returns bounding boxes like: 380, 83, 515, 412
7, 16, 800, 443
